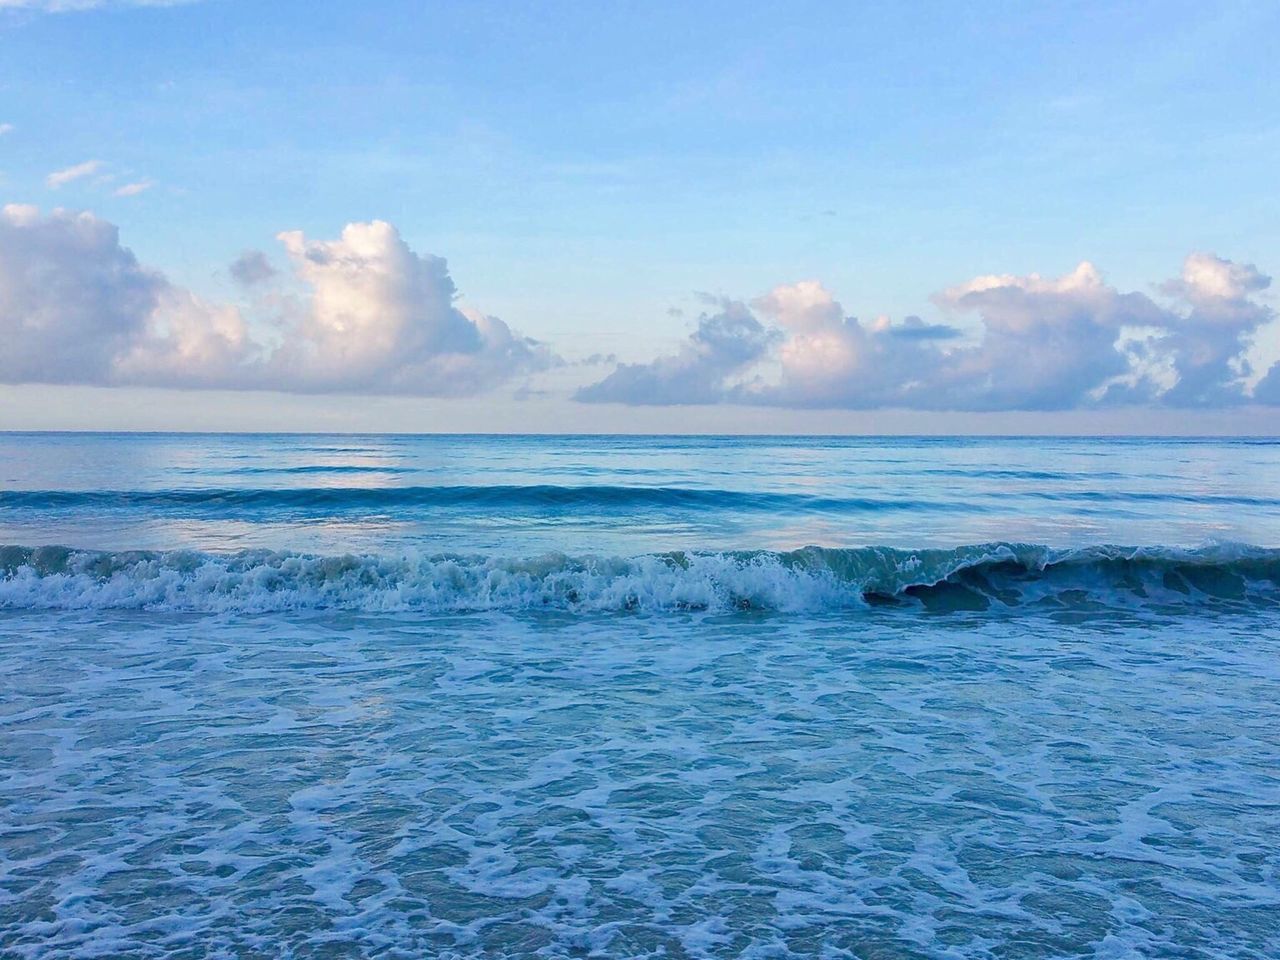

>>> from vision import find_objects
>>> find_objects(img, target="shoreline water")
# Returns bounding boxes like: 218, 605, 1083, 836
2, 434, 1278, 957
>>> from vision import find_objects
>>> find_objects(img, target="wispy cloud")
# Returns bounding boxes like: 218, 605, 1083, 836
0, 1, 201, 11
0, 124, 13, 136
113, 179, 153, 197
46, 159, 102, 188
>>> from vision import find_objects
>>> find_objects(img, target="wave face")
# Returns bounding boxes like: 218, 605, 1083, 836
2, 543, 1277, 614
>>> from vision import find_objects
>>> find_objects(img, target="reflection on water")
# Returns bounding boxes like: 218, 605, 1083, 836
1, 433, 1278, 555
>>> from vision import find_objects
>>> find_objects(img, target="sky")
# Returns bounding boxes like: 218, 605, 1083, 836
1, 0, 1278, 433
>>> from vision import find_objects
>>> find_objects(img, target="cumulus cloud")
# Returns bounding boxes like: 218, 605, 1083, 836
753, 280, 969, 409
0, 207, 551, 395
577, 299, 776, 404
922, 262, 1171, 410
1153, 253, 1273, 407
4, 208, 1274, 408
1254, 364, 1280, 405
579, 256, 1280, 410
113, 287, 257, 388
46, 160, 102, 189
267, 221, 550, 394
0, 204, 251, 386
0, 203, 155, 384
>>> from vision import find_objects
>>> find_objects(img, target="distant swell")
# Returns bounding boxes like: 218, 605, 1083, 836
2, 543, 1278, 614
0, 485, 946, 513
6, 485, 1280, 516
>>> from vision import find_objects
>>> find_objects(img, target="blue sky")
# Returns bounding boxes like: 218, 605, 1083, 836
1, 0, 1278, 431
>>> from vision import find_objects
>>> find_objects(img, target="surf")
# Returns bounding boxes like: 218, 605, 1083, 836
2, 542, 1276, 614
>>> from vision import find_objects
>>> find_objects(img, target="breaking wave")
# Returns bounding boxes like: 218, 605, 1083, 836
2, 542, 1278, 615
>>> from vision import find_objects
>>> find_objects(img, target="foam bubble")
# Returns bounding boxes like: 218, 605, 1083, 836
1, 542, 1277, 614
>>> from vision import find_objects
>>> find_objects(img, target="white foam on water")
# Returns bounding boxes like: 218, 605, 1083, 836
1, 542, 1277, 615
2, 609, 1278, 957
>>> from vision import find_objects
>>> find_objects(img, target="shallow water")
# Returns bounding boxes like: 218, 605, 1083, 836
3, 609, 1278, 958
1, 434, 1279, 957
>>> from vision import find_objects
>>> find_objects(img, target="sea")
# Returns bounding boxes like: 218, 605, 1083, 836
1, 432, 1278, 959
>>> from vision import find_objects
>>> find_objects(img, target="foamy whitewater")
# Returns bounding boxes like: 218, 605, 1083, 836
2, 434, 1279, 958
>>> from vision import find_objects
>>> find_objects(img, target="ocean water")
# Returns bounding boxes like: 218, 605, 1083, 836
1, 434, 1278, 959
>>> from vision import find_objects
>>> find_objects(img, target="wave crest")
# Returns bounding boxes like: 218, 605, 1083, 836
2, 543, 1278, 614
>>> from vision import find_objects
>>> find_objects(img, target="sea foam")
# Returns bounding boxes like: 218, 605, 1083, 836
2, 542, 1277, 614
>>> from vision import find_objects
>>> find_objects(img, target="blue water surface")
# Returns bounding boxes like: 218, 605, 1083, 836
1, 434, 1278, 958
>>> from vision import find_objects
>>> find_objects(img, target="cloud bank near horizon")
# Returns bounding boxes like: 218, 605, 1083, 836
1, 203, 1277, 408
581, 257, 1280, 410
0, 205, 552, 396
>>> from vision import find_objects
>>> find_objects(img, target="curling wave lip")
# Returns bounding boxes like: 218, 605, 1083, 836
2, 542, 1277, 614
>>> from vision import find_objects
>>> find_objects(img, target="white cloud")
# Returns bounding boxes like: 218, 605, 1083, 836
576, 298, 775, 405
46, 160, 103, 189
0, 207, 552, 396
579, 257, 1279, 410
922, 261, 1171, 410
0, 204, 250, 386
1, 207, 1272, 407
754, 281, 965, 409
1154, 253, 1274, 406
0, 124, 13, 136
113, 286, 257, 388
0, 1, 199, 11
267, 220, 551, 394
0, 203, 153, 384
113, 179, 153, 197
1174, 251, 1270, 302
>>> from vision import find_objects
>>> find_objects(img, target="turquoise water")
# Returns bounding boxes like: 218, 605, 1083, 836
2, 434, 1279, 957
